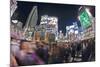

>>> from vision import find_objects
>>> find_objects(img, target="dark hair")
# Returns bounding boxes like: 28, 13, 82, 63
20, 40, 30, 50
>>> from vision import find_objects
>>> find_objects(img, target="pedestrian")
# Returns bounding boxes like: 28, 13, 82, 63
15, 40, 44, 66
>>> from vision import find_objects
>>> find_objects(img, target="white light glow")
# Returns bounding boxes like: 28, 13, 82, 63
12, 20, 18, 24
70, 25, 75, 28
69, 29, 74, 33
85, 8, 92, 17
75, 30, 78, 34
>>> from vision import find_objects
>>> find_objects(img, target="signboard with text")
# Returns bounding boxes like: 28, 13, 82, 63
79, 9, 91, 29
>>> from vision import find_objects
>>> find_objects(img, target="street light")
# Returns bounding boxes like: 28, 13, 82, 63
75, 30, 78, 34
12, 20, 18, 24
69, 29, 74, 33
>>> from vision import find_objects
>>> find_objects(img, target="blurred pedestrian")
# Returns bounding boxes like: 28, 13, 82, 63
15, 40, 44, 66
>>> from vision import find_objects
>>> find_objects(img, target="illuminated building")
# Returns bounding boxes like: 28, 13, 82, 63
45, 32, 49, 42
59, 30, 64, 39
58, 30, 66, 42
78, 6, 95, 40
66, 22, 79, 42
34, 31, 40, 41
40, 15, 58, 42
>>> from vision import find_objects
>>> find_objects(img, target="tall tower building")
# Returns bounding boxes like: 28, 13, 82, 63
23, 6, 38, 40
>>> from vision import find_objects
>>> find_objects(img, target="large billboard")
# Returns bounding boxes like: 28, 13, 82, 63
79, 7, 92, 29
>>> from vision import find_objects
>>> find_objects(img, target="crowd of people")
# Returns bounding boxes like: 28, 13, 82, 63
10, 35, 95, 67
49, 38, 95, 63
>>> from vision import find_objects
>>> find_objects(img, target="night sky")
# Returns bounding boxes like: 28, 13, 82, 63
12, 1, 95, 34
